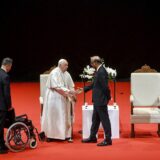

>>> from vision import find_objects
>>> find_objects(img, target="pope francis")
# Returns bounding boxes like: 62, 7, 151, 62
41, 59, 76, 141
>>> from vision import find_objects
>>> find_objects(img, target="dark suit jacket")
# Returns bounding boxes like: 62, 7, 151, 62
84, 65, 111, 106
0, 68, 12, 111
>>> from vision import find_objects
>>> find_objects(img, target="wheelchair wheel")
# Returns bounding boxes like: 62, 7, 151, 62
29, 138, 37, 149
5, 122, 30, 152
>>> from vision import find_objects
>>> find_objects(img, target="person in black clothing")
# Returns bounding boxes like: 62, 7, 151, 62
0, 57, 13, 154
82, 56, 112, 146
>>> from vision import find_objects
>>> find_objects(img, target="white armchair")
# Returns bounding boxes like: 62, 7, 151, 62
40, 74, 49, 115
130, 73, 160, 137
39, 66, 56, 115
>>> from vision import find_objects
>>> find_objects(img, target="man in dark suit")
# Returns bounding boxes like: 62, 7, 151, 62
82, 56, 112, 146
0, 57, 13, 154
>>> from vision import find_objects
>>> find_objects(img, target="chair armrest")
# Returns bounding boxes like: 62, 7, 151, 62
39, 96, 43, 104
130, 95, 134, 103
158, 96, 160, 104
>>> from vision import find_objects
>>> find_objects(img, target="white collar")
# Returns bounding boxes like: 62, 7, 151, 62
1, 66, 7, 72
97, 64, 102, 71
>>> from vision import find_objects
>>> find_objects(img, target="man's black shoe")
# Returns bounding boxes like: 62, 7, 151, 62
3, 145, 9, 151
0, 146, 8, 154
0, 149, 8, 154
82, 137, 97, 143
97, 139, 112, 146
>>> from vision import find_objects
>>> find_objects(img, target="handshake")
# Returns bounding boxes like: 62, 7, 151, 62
69, 87, 83, 95
67, 88, 83, 102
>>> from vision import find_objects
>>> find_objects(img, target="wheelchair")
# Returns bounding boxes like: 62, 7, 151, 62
5, 109, 45, 152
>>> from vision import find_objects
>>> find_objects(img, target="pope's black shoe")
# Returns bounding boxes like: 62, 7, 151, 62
82, 137, 97, 143
46, 138, 55, 142
97, 139, 112, 146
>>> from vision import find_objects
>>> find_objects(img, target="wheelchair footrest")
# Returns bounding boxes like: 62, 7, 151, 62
38, 132, 46, 141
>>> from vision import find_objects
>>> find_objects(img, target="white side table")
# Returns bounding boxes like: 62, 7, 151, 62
82, 104, 119, 139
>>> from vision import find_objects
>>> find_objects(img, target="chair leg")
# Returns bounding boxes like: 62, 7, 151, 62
131, 124, 135, 138
157, 124, 160, 137
40, 104, 43, 116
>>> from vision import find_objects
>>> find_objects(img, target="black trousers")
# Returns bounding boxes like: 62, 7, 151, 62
90, 105, 112, 140
0, 111, 7, 147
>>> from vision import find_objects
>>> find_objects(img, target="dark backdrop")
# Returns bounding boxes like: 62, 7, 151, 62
1, 1, 160, 81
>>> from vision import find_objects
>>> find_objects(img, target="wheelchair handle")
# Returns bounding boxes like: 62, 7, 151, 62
16, 114, 28, 119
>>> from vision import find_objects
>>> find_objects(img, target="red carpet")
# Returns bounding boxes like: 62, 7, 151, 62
1, 82, 160, 160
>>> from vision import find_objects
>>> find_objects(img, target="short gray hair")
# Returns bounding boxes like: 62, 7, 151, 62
58, 59, 68, 66
90, 56, 103, 64
1, 57, 13, 66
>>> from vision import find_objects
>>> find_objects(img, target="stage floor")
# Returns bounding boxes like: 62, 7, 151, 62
1, 82, 160, 160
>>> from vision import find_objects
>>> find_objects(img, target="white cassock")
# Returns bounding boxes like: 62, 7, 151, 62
41, 67, 75, 140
